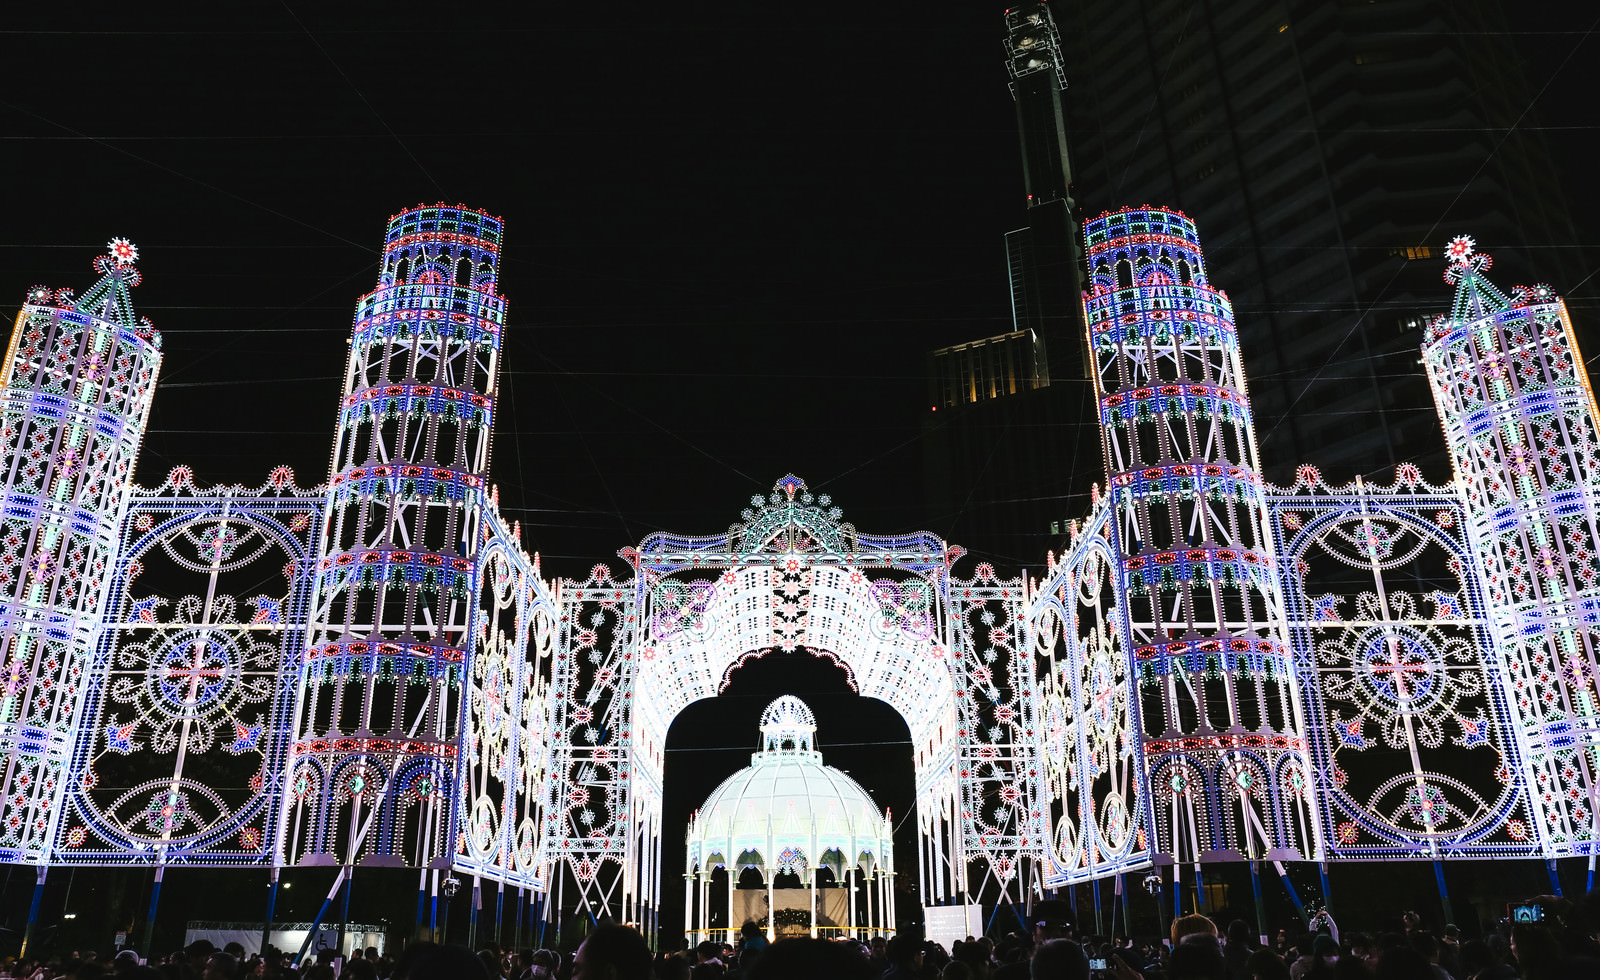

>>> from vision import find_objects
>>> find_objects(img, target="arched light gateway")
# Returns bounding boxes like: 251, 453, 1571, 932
684, 696, 895, 942
547, 476, 1042, 939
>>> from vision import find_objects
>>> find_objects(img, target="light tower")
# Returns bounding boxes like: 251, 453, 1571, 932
1421, 237, 1600, 857
285, 205, 506, 871
0, 242, 160, 926
1082, 209, 1318, 883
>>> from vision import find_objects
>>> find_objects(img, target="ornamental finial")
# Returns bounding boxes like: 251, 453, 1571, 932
1443, 234, 1492, 286
108, 238, 139, 267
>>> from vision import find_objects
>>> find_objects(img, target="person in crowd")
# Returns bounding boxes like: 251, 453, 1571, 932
1171, 914, 1219, 949
390, 941, 493, 980
1287, 936, 1337, 980
867, 938, 889, 976
1508, 922, 1564, 980
737, 924, 767, 959
1222, 919, 1256, 979
1166, 940, 1227, 980
991, 900, 1072, 980
881, 935, 924, 980
574, 926, 654, 980
1372, 945, 1429, 980
1455, 939, 1512, 980
200, 953, 236, 980
695, 943, 723, 970
1242, 949, 1289, 980
1027, 939, 1087, 980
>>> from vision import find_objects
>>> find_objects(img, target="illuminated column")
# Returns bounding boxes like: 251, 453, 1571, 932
1422, 237, 1600, 857
286, 205, 505, 866
1083, 208, 1318, 866
0, 241, 160, 861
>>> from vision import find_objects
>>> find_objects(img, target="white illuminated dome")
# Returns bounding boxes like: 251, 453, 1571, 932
687, 695, 891, 877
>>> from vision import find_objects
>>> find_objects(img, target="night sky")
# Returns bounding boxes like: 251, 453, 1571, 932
2, 0, 1597, 956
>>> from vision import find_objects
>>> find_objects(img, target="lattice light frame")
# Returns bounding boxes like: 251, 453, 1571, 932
53, 468, 324, 865
1421, 238, 1600, 857
0, 246, 161, 863
1267, 465, 1538, 858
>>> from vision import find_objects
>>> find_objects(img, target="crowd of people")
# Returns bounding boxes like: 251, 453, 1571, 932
2, 891, 1597, 980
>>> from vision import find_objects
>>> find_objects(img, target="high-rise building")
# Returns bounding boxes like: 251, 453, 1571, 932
921, 1, 1095, 562
1048, 0, 1580, 484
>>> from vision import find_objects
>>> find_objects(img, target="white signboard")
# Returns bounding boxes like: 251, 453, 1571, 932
923, 904, 983, 951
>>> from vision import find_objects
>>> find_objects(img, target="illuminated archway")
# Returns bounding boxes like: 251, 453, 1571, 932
542, 476, 1041, 939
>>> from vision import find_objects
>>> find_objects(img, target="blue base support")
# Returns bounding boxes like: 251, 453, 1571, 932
1249, 863, 1266, 943
1546, 859, 1563, 898
1193, 866, 1206, 914
21, 867, 47, 959
494, 881, 504, 946
1092, 876, 1104, 934
1433, 861, 1454, 925
338, 868, 353, 955
1274, 864, 1308, 926
142, 867, 164, 957
1118, 874, 1131, 940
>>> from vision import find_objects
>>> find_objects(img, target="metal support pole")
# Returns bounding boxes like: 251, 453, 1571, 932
1153, 869, 1169, 949
469, 875, 482, 949
417, 871, 429, 942
431, 870, 442, 944
515, 885, 525, 952
1171, 864, 1182, 922
295, 866, 350, 966
20, 866, 47, 960
867, 869, 876, 936
338, 866, 354, 957
847, 867, 856, 941
1118, 873, 1131, 940
1546, 859, 1563, 898
142, 865, 164, 958
1092, 876, 1104, 935
263, 867, 281, 956
1193, 865, 1206, 914
810, 867, 819, 939
767, 866, 776, 942
495, 879, 505, 946
1273, 862, 1307, 926
1250, 862, 1267, 945
1433, 861, 1454, 925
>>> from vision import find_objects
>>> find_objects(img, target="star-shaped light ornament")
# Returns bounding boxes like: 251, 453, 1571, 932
1442, 234, 1491, 285
108, 238, 138, 267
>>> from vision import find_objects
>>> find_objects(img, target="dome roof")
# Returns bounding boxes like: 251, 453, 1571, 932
687, 696, 890, 875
